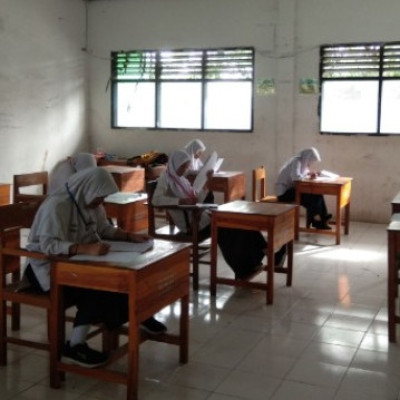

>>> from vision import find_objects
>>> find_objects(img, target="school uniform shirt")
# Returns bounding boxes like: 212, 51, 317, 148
26, 167, 118, 291
275, 147, 321, 197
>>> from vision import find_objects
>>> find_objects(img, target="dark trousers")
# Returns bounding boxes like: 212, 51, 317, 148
278, 187, 328, 222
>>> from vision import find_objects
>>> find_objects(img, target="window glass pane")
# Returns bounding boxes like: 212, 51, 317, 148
204, 82, 252, 130
320, 80, 379, 133
380, 80, 400, 134
159, 82, 202, 129
115, 82, 155, 127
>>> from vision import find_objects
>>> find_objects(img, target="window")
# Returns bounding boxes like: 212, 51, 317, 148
111, 47, 254, 131
319, 42, 400, 135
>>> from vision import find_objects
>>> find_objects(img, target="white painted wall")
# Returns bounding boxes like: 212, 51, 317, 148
2, 0, 400, 222
0, 0, 88, 183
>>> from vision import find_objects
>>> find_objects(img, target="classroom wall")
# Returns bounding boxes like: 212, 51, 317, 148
2, 0, 399, 223
0, 0, 88, 183
86, 0, 400, 223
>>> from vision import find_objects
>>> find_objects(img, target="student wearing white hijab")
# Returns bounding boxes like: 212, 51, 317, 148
275, 147, 331, 229
184, 139, 206, 173
25, 167, 165, 368
153, 151, 286, 280
48, 152, 97, 194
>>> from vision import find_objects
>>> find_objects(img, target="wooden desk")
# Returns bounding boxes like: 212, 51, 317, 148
210, 200, 297, 304
209, 171, 246, 203
49, 240, 191, 400
387, 214, 400, 342
295, 177, 352, 245
391, 192, 400, 214
0, 184, 11, 205
101, 166, 145, 192
104, 192, 148, 232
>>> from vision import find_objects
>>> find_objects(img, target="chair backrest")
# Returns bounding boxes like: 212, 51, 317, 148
146, 180, 158, 236
13, 171, 48, 203
252, 166, 267, 202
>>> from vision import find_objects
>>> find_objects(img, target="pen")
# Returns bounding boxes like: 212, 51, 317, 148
93, 230, 102, 243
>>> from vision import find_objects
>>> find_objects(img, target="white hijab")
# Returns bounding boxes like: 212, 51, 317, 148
184, 139, 206, 171
32, 167, 118, 241
296, 147, 321, 174
49, 152, 97, 194
166, 150, 196, 199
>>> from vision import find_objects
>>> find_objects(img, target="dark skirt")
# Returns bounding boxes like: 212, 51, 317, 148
278, 187, 328, 221
217, 228, 267, 278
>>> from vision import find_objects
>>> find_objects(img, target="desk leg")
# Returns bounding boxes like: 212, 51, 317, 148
344, 203, 350, 235
335, 197, 342, 245
286, 241, 293, 287
266, 245, 274, 305
210, 221, 218, 297
127, 294, 139, 400
50, 282, 64, 388
179, 295, 189, 364
388, 232, 397, 343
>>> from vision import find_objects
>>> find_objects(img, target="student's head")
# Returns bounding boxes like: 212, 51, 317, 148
299, 147, 321, 167
184, 139, 206, 159
66, 167, 118, 208
168, 150, 191, 177
70, 153, 97, 172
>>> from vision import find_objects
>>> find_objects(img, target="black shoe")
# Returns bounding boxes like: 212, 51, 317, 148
62, 342, 109, 368
323, 213, 333, 222
311, 220, 332, 230
274, 246, 287, 270
140, 317, 167, 335
236, 265, 264, 281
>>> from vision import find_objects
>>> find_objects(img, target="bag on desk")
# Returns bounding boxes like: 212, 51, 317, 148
127, 151, 168, 167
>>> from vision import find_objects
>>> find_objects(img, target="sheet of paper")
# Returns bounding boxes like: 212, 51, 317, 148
193, 151, 218, 193
104, 192, 147, 204
102, 239, 154, 253
319, 169, 339, 178
70, 251, 145, 265
213, 158, 224, 173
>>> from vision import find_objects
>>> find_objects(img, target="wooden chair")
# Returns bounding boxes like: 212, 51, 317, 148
0, 201, 50, 364
0, 201, 104, 365
252, 166, 278, 202
13, 171, 48, 203
146, 180, 211, 291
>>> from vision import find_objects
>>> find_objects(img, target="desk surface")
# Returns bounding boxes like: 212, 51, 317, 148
216, 199, 297, 216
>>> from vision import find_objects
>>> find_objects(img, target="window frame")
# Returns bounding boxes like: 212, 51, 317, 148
319, 41, 400, 136
111, 47, 255, 132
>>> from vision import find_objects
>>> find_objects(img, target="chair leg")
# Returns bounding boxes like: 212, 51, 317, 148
192, 244, 199, 291
11, 303, 20, 331
0, 301, 7, 365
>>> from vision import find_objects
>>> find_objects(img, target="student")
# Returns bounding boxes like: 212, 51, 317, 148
48, 152, 97, 194
152, 150, 286, 280
275, 147, 332, 229
25, 167, 166, 368
184, 138, 206, 174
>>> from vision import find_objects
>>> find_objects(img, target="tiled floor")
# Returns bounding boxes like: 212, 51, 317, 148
2, 221, 400, 399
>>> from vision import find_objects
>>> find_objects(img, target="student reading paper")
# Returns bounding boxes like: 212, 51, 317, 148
152, 150, 286, 280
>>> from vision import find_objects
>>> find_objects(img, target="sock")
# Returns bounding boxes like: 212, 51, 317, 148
69, 325, 91, 347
